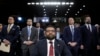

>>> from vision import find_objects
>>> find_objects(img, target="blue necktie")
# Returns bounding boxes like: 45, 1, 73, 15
71, 26, 74, 41
28, 27, 31, 40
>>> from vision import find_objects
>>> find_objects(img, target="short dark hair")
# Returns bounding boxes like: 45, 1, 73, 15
45, 25, 55, 31
27, 18, 33, 21
8, 15, 16, 21
68, 17, 74, 20
0, 23, 3, 26
83, 15, 91, 21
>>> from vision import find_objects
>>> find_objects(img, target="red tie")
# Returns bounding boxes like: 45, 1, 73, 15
49, 41, 54, 56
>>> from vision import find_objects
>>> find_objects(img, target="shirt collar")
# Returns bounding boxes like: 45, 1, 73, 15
8, 24, 14, 28
27, 26, 32, 28
85, 24, 91, 27
69, 25, 74, 28
47, 39, 55, 43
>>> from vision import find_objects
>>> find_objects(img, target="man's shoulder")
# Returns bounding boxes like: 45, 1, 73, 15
32, 26, 37, 30
55, 39, 65, 45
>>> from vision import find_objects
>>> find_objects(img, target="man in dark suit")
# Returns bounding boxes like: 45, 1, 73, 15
33, 25, 72, 56
36, 22, 44, 40
56, 27, 63, 40
21, 19, 38, 56
0, 23, 3, 41
80, 15, 99, 56
63, 17, 81, 56
0, 23, 3, 55
2, 16, 20, 56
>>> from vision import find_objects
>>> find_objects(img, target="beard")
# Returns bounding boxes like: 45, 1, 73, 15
86, 21, 91, 24
46, 35, 55, 40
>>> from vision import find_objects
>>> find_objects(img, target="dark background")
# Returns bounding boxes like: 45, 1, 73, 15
0, 0, 99, 27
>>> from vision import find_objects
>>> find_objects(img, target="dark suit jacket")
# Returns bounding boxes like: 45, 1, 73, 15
21, 26, 38, 49
38, 28, 44, 40
63, 26, 81, 47
56, 32, 64, 40
33, 39, 72, 56
2, 25, 20, 45
80, 25, 98, 48
0, 31, 3, 41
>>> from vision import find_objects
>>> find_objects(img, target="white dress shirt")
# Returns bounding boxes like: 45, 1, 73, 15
7, 24, 14, 30
56, 32, 61, 40
7, 24, 14, 33
47, 39, 55, 56
69, 25, 74, 31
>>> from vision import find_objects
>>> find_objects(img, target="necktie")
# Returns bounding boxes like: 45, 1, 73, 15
7, 25, 11, 33
88, 25, 91, 31
56, 32, 60, 40
49, 41, 54, 56
71, 26, 74, 41
28, 26, 31, 40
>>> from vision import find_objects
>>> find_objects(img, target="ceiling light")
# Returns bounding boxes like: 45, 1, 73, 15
36, 2, 39, 5
66, 2, 69, 5
43, 2, 61, 5
56, 9, 58, 11
70, 2, 74, 5
68, 9, 70, 11
56, 5, 59, 7
62, 2, 66, 5
40, 2, 44, 5
32, 2, 35, 5
55, 11, 57, 13
75, 14, 77, 15
80, 8, 82, 10
43, 5, 45, 7
77, 11, 80, 13
44, 12, 46, 13
66, 11, 69, 13
44, 14, 47, 16
44, 9, 46, 11
65, 14, 67, 16
27, 3, 31, 5
83, 5, 85, 7
69, 5, 72, 7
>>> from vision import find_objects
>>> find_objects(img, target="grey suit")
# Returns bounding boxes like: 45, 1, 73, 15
21, 26, 38, 56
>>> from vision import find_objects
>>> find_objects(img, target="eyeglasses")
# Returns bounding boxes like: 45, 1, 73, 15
45, 30, 55, 32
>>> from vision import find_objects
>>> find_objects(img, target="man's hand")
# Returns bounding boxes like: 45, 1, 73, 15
68, 42, 77, 47
70, 42, 77, 47
80, 45, 84, 49
28, 41, 34, 45
3, 39, 10, 45
97, 45, 100, 50
23, 41, 34, 45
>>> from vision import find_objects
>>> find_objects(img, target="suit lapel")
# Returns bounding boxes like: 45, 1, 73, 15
43, 39, 47, 56
55, 40, 60, 56
68, 26, 72, 35
25, 27, 28, 38
7, 25, 14, 34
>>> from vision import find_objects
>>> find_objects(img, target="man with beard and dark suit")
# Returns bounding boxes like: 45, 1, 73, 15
2, 16, 20, 56
80, 15, 99, 56
21, 19, 38, 56
33, 25, 72, 56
